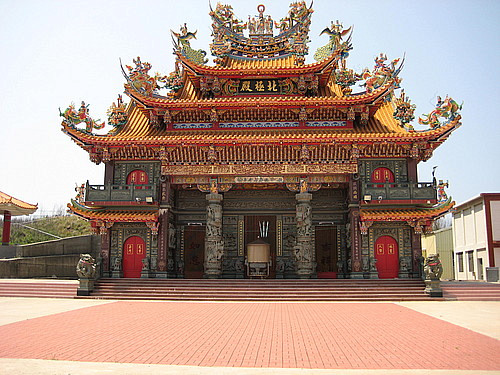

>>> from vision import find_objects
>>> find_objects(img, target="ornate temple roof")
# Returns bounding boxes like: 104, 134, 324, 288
60, 1, 462, 164
62, 102, 460, 147
0, 191, 38, 216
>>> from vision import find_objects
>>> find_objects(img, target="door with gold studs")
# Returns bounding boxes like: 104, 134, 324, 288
127, 169, 148, 188
374, 235, 399, 279
371, 167, 394, 188
123, 236, 146, 278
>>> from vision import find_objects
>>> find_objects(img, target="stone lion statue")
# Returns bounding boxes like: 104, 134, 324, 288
424, 254, 443, 280
76, 254, 96, 278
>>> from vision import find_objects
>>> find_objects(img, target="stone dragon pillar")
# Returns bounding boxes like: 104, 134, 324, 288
204, 192, 224, 278
295, 189, 314, 278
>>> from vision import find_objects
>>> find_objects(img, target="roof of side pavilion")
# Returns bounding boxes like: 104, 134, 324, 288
0, 190, 38, 216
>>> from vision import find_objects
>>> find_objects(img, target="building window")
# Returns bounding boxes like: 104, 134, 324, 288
467, 251, 474, 272
457, 253, 464, 272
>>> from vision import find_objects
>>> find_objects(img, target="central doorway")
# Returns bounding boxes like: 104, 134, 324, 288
315, 225, 338, 278
245, 216, 276, 278
184, 225, 205, 279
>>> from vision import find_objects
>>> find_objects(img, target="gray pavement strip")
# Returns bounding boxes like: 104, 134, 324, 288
0, 359, 498, 375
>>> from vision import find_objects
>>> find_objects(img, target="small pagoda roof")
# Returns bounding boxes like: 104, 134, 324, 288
177, 51, 338, 76
360, 198, 455, 222
0, 191, 38, 216
68, 200, 158, 223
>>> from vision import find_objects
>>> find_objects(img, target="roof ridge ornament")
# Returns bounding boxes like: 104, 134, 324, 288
59, 101, 105, 134
171, 24, 208, 65
361, 53, 403, 93
210, 1, 313, 61
121, 56, 158, 96
393, 89, 416, 130
314, 21, 352, 63
418, 95, 462, 129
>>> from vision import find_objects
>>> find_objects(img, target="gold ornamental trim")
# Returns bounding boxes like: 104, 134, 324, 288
162, 163, 357, 176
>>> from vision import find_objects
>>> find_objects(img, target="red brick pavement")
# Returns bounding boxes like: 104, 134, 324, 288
0, 302, 499, 370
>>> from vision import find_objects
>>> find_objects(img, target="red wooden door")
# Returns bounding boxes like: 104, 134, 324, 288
371, 167, 394, 188
375, 235, 399, 279
127, 169, 148, 188
123, 236, 146, 278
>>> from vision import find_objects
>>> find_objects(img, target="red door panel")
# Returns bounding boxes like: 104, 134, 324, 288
374, 235, 399, 279
123, 236, 146, 278
371, 167, 394, 188
127, 170, 148, 189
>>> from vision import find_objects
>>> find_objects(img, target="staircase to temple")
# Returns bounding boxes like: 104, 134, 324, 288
80, 278, 438, 302
441, 281, 500, 301
0, 279, 78, 299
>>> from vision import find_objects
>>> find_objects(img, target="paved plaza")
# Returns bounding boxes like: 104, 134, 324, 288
0, 297, 499, 374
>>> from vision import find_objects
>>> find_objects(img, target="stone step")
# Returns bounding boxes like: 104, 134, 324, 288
0, 280, 78, 298
83, 278, 434, 302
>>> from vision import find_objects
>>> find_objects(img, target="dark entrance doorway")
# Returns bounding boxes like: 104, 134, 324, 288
244, 216, 276, 278
123, 236, 146, 278
375, 235, 399, 278
184, 225, 205, 278
315, 225, 338, 278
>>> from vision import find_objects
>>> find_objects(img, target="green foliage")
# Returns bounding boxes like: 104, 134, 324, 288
1, 216, 92, 245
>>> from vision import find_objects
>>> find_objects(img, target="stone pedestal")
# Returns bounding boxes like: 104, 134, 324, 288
204, 193, 224, 278
424, 279, 443, 297
295, 192, 314, 279
77, 278, 94, 296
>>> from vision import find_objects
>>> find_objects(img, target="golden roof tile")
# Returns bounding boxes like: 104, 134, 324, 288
0, 191, 38, 216
68, 200, 158, 222
360, 198, 455, 222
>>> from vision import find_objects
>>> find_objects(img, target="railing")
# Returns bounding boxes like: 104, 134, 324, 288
361, 182, 436, 201
85, 182, 158, 203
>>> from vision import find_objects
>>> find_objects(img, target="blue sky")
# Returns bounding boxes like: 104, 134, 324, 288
0, 0, 499, 214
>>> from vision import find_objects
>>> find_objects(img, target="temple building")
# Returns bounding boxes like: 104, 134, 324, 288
63, 2, 460, 279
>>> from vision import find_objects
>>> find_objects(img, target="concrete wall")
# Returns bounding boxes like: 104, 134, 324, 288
422, 227, 454, 280
0, 235, 100, 279
16, 235, 99, 258
453, 198, 488, 280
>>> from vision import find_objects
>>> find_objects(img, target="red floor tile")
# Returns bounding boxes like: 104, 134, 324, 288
0, 302, 499, 370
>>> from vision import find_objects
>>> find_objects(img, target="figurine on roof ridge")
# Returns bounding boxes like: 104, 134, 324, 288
123, 56, 158, 96
361, 53, 403, 93
419, 95, 462, 129
314, 20, 352, 62
59, 101, 105, 133
393, 89, 416, 130
107, 95, 127, 129
171, 23, 208, 65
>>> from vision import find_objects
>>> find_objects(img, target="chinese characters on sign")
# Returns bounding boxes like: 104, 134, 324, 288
238, 79, 281, 94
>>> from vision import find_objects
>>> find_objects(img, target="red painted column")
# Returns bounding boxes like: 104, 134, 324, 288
2, 210, 12, 246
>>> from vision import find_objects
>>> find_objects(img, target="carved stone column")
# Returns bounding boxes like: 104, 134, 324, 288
204, 193, 224, 278
156, 209, 168, 278
295, 192, 314, 278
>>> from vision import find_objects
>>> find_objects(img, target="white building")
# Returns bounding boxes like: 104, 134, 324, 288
452, 193, 500, 281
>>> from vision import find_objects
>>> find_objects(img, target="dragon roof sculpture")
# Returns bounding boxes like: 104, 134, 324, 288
210, 2, 314, 64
